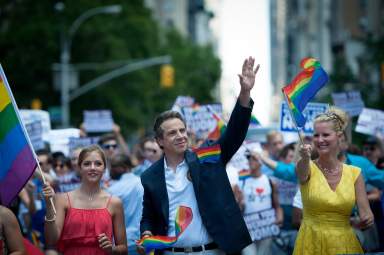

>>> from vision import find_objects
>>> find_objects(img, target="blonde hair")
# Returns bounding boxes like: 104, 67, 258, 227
78, 145, 107, 168
314, 107, 348, 133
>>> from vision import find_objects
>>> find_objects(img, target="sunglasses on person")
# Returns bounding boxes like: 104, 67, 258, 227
363, 145, 377, 152
102, 144, 118, 150
54, 163, 64, 168
144, 147, 158, 154
245, 154, 257, 161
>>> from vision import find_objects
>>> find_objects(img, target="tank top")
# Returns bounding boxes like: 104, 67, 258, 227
57, 193, 113, 255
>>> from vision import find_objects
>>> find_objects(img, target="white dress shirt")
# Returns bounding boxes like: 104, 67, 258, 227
164, 158, 213, 247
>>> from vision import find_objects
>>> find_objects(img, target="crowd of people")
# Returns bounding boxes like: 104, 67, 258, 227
1, 57, 384, 255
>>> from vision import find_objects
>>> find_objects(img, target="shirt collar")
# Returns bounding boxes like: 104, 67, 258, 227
163, 157, 186, 172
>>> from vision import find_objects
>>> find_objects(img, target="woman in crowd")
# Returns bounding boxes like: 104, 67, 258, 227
0, 204, 26, 255
43, 145, 127, 254
293, 107, 373, 254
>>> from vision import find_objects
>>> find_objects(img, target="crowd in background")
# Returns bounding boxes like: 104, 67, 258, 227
2, 117, 384, 254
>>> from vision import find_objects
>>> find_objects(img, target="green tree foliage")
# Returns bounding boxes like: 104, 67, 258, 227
0, 0, 221, 137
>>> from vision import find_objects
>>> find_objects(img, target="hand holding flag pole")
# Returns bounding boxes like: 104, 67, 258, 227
281, 57, 329, 144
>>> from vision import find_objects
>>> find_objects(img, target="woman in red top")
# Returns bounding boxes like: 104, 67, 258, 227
43, 145, 127, 254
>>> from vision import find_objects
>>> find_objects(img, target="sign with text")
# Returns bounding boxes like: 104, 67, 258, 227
182, 104, 223, 139
270, 177, 298, 205
331, 91, 364, 117
68, 137, 100, 156
356, 108, 384, 138
171, 95, 195, 113
25, 120, 44, 150
46, 128, 80, 156
280, 102, 328, 134
243, 208, 280, 241
83, 110, 114, 133
20, 109, 51, 141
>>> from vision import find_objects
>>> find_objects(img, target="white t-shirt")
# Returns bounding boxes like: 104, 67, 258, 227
240, 174, 272, 214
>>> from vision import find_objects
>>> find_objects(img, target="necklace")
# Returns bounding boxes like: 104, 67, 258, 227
316, 161, 341, 176
84, 188, 101, 201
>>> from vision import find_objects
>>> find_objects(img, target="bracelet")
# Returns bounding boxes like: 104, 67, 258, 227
44, 215, 56, 222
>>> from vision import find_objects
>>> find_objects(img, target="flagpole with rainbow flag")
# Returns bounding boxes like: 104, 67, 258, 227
0, 65, 56, 213
281, 57, 329, 144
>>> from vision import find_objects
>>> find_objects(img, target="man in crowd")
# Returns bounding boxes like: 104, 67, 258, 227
133, 137, 162, 176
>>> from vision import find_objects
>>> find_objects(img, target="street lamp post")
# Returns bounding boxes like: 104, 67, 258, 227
60, 5, 121, 127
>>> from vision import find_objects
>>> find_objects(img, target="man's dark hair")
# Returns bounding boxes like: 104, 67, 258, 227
110, 153, 133, 169
153, 111, 186, 139
98, 133, 117, 146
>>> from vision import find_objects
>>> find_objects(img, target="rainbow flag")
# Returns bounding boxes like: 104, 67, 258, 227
282, 57, 328, 127
193, 144, 221, 163
0, 66, 37, 206
136, 206, 193, 253
238, 169, 251, 181
207, 113, 226, 140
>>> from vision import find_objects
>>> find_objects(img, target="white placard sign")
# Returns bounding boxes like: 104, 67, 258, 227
20, 109, 51, 141
83, 110, 114, 133
25, 120, 44, 150
331, 91, 364, 117
280, 102, 328, 134
182, 104, 222, 139
355, 108, 384, 137
244, 208, 280, 241
68, 137, 100, 155
46, 128, 80, 156
171, 96, 195, 113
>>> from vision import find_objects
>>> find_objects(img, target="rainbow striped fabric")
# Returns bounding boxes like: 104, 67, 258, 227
0, 67, 37, 206
193, 144, 221, 163
282, 57, 328, 127
207, 113, 226, 140
136, 206, 193, 253
238, 169, 251, 181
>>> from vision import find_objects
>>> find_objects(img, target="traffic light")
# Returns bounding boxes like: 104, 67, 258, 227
160, 64, 174, 88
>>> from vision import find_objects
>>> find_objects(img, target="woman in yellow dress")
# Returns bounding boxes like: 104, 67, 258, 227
293, 108, 374, 255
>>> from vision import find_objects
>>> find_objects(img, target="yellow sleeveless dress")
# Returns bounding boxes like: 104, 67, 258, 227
293, 161, 363, 255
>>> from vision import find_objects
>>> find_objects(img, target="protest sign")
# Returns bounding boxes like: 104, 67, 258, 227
20, 109, 51, 140
171, 96, 195, 113
83, 110, 114, 133
280, 102, 328, 134
355, 108, 384, 138
46, 128, 80, 156
243, 208, 280, 241
25, 120, 44, 150
182, 104, 222, 139
331, 91, 364, 117
68, 137, 100, 155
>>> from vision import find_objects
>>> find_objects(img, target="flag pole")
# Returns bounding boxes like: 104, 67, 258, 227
282, 89, 304, 145
0, 65, 56, 214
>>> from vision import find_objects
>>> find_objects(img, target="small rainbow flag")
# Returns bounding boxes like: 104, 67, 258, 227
0, 66, 37, 206
207, 113, 226, 140
193, 144, 221, 163
282, 57, 328, 127
238, 169, 251, 181
136, 206, 192, 253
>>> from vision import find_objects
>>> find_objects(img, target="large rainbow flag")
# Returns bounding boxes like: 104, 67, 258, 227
282, 57, 328, 127
0, 66, 37, 206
